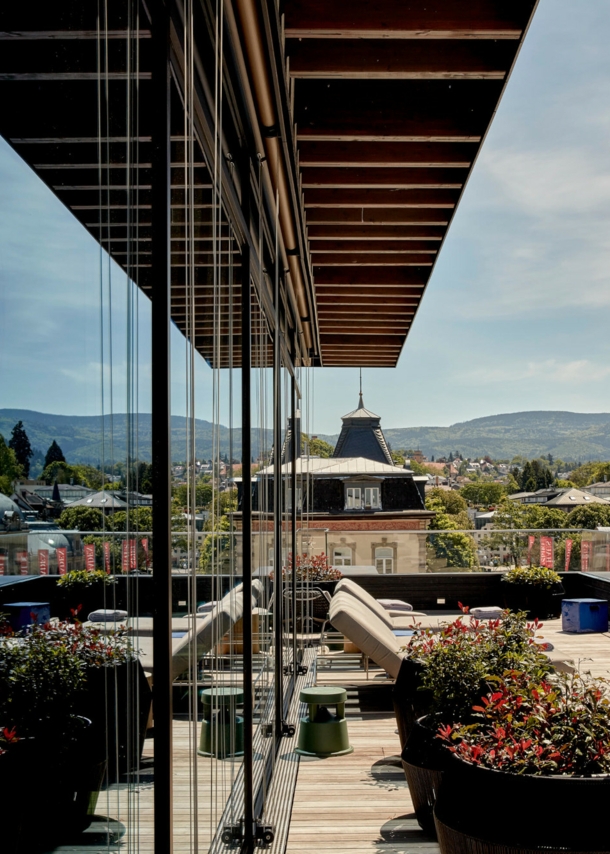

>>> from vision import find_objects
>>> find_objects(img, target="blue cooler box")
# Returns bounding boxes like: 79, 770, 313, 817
5, 601, 51, 631
561, 598, 608, 633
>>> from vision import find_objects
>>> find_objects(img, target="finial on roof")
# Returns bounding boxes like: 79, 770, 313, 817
358, 368, 363, 408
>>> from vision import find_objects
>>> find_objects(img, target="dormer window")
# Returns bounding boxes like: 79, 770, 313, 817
345, 485, 381, 510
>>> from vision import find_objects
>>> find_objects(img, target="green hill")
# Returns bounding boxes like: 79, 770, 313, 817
319, 411, 610, 463
0, 409, 271, 468
3, 409, 610, 468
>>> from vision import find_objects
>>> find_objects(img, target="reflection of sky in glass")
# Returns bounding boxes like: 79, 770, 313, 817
2, 0, 610, 435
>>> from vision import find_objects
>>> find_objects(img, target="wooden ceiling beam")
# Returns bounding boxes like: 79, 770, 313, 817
295, 80, 501, 141
304, 188, 459, 207
301, 167, 466, 188
306, 208, 449, 224
298, 140, 478, 167
314, 267, 427, 285
310, 239, 437, 253
309, 253, 435, 265
307, 224, 444, 240
288, 39, 515, 79
284, 0, 534, 38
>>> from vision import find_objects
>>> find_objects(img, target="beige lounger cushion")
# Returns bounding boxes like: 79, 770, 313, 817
329, 590, 403, 679
171, 580, 263, 680
335, 578, 422, 630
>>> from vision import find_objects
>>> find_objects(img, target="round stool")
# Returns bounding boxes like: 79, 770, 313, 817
198, 687, 244, 758
295, 686, 353, 757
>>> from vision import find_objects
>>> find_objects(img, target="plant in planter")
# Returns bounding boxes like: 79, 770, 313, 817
396, 610, 552, 835
501, 565, 565, 619
56, 568, 116, 621
276, 552, 343, 583
37, 620, 151, 781
0, 622, 104, 852
434, 671, 610, 852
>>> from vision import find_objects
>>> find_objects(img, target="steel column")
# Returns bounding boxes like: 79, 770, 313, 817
151, 2, 173, 851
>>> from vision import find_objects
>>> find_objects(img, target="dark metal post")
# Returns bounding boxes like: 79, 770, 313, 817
273, 273, 283, 735
151, 2, 173, 851
241, 163, 255, 854
290, 372, 297, 669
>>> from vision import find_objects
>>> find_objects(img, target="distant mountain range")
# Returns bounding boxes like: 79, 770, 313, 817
318, 411, 610, 464
2, 409, 610, 468
0, 409, 270, 468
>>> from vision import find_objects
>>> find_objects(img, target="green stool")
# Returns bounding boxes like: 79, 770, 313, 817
198, 687, 244, 758
295, 687, 353, 757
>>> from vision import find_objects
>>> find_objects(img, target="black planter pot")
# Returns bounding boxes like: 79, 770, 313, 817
0, 719, 106, 853
434, 754, 610, 854
392, 657, 433, 749
77, 659, 152, 782
400, 715, 453, 837
501, 581, 565, 620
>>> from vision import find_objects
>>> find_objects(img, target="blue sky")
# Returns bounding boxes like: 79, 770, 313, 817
1, 0, 610, 436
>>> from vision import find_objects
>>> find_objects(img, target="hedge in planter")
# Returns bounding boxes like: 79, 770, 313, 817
500, 565, 565, 620
56, 568, 116, 621
397, 610, 552, 835
435, 671, 610, 853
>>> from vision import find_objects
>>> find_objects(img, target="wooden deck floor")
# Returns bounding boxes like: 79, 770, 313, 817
45, 615, 610, 853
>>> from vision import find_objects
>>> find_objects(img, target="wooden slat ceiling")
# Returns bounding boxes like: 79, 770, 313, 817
285, 0, 539, 366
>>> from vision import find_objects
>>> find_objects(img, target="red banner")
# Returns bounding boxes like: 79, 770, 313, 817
17, 550, 28, 576
142, 537, 149, 567
38, 549, 49, 576
564, 539, 573, 572
56, 546, 68, 575
581, 540, 592, 572
0, 555, 5, 576
130, 539, 137, 570
527, 535, 535, 564
84, 543, 96, 572
540, 536, 554, 569
103, 541, 111, 574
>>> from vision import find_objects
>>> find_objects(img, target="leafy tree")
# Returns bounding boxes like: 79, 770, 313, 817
199, 515, 233, 574
302, 433, 334, 458
391, 450, 406, 466
554, 533, 581, 572
570, 461, 610, 488
58, 506, 104, 531
9, 421, 33, 478
173, 482, 213, 508
425, 496, 478, 569
555, 479, 576, 489
524, 505, 566, 530
460, 482, 505, 507
109, 507, 153, 532
427, 487, 468, 517
44, 440, 66, 469
41, 461, 104, 488
0, 434, 23, 495
564, 504, 610, 530
518, 459, 553, 492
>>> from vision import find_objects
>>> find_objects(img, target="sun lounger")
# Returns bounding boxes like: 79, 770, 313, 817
328, 590, 404, 679
335, 578, 425, 630
171, 580, 263, 681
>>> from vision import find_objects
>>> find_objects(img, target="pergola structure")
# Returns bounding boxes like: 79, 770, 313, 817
0, 0, 538, 368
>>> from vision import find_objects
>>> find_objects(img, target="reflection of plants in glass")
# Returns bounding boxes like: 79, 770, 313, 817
501, 565, 561, 588
554, 534, 581, 571
273, 552, 342, 582
439, 671, 610, 776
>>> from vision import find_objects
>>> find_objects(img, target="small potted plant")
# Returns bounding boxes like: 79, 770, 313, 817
435, 671, 610, 853
56, 568, 116, 621
397, 609, 552, 835
501, 565, 565, 619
